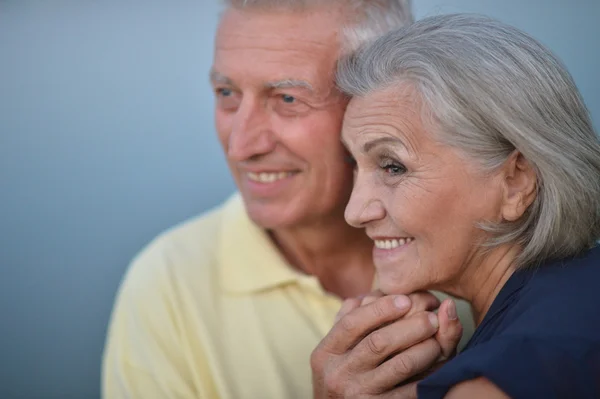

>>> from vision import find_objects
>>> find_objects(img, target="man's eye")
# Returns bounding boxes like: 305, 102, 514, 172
216, 88, 233, 97
273, 94, 310, 116
281, 94, 296, 103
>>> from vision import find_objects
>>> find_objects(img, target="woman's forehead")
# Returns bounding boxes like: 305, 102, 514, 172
343, 88, 424, 141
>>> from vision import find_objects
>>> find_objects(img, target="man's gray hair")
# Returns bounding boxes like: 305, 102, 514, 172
337, 13, 600, 268
220, 0, 414, 53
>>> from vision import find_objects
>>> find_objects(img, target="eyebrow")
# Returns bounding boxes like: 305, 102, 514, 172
265, 79, 313, 91
209, 70, 233, 85
209, 70, 313, 92
363, 137, 406, 153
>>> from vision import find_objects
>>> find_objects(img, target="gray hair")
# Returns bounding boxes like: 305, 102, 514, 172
220, 0, 414, 53
337, 13, 600, 268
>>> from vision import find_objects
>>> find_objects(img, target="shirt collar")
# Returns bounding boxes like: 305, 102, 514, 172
217, 193, 311, 294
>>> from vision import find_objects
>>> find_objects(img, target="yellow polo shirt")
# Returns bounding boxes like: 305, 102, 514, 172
102, 193, 474, 399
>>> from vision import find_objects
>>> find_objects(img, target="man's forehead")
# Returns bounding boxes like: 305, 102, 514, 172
216, 6, 343, 38
211, 9, 341, 94
214, 7, 341, 61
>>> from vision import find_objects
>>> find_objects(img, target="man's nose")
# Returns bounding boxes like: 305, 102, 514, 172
344, 174, 386, 228
227, 98, 276, 162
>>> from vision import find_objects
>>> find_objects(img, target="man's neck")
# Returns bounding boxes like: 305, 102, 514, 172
269, 216, 375, 299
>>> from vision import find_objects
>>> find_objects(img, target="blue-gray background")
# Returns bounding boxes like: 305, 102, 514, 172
1, 0, 598, 397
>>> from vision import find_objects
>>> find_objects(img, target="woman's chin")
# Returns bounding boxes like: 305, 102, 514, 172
375, 261, 427, 295
376, 277, 425, 296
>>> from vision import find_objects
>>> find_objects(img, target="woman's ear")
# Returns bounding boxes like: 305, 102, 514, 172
500, 150, 537, 222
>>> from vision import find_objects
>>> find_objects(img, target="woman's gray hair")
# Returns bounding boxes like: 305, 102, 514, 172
337, 13, 600, 268
220, 0, 413, 53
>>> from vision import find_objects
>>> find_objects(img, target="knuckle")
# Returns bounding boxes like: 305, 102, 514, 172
339, 314, 358, 335
310, 348, 325, 371
343, 382, 364, 398
323, 368, 345, 394
425, 337, 443, 357
443, 321, 463, 341
392, 353, 416, 377
365, 330, 387, 356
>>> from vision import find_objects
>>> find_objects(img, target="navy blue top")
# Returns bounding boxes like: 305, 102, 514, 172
418, 246, 600, 398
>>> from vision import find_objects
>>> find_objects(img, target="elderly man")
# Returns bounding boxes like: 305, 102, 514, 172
102, 1, 474, 398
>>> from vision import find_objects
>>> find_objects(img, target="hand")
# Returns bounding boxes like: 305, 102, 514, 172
312, 293, 463, 398
336, 291, 463, 361
311, 294, 460, 398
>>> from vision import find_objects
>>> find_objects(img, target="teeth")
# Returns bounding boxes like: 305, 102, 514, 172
374, 237, 413, 249
248, 171, 293, 183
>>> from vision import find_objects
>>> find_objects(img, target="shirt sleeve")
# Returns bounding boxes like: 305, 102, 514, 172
101, 241, 219, 399
417, 335, 600, 399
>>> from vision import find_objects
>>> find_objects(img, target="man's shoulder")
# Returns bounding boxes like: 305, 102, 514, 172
121, 194, 245, 295
136, 202, 225, 264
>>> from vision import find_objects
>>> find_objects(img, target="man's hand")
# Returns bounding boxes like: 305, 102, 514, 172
311, 293, 462, 398
337, 292, 462, 361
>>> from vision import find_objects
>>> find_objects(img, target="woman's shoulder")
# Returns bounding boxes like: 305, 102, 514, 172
517, 245, 600, 309
418, 247, 600, 398
531, 244, 600, 281
504, 245, 600, 338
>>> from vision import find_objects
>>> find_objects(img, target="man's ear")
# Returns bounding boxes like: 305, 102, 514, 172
500, 150, 537, 222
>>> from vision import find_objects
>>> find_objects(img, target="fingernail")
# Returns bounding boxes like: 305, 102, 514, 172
394, 295, 411, 310
428, 312, 439, 329
447, 300, 458, 320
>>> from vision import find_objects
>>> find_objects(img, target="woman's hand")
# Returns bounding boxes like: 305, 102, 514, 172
311, 293, 463, 398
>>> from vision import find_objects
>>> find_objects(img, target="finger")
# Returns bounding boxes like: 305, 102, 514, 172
348, 311, 440, 370
360, 337, 441, 393
361, 296, 378, 306
320, 295, 412, 354
360, 289, 385, 306
435, 299, 463, 360
383, 382, 418, 399
335, 297, 362, 323
405, 291, 441, 317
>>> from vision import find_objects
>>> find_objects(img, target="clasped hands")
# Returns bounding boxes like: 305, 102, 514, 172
311, 291, 463, 398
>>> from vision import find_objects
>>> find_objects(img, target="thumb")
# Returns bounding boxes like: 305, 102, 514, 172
435, 298, 463, 360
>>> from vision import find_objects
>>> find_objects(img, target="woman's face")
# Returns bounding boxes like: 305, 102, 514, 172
342, 85, 506, 295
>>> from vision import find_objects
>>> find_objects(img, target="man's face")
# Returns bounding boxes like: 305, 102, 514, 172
211, 7, 353, 229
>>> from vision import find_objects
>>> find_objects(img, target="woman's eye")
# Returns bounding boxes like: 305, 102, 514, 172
381, 160, 406, 175
344, 154, 357, 168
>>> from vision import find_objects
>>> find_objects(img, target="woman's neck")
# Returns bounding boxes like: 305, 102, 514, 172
452, 244, 520, 327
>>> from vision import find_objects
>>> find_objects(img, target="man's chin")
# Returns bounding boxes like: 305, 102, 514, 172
243, 200, 300, 230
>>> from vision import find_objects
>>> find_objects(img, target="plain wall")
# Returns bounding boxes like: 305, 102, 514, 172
0, 1, 598, 397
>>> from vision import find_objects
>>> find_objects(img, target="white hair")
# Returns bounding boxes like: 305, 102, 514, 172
220, 0, 414, 53
337, 13, 600, 268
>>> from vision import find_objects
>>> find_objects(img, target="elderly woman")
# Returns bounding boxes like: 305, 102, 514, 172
335, 13, 600, 398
